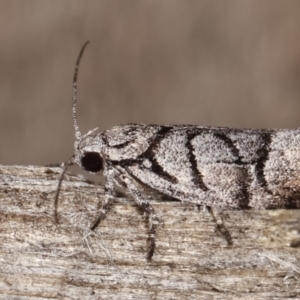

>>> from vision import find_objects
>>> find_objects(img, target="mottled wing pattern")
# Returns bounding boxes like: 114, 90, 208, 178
105, 124, 300, 209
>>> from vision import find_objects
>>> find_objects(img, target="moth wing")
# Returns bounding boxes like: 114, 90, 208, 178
103, 124, 161, 161
124, 162, 243, 209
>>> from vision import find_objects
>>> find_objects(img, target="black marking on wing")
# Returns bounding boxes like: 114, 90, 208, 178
213, 131, 244, 164
213, 131, 251, 208
116, 158, 178, 184
147, 157, 178, 184
147, 126, 173, 148
118, 158, 178, 184
255, 132, 272, 188
140, 126, 178, 184
122, 166, 193, 202
237, 168, 251, 209
281, 188, 300, 209
114, 126, 178, 184
186, 131, 209, 191
103, 124, 144, 147
101, 133, 109, 145
110, 140, 131, 149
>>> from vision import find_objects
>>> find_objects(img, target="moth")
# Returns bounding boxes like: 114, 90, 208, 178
55, 42, 300, 260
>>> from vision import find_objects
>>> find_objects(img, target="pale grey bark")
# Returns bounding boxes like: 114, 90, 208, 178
0, 165, 299, 300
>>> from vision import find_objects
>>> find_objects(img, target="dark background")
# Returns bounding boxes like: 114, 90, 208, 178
1, 1, 300, 166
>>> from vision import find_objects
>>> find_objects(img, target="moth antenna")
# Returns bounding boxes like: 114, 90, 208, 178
55, 42, 89, 224
54, 160, 73, 223
73, 41, 90, 141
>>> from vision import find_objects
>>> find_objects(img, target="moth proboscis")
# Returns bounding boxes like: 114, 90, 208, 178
54, 41, 300, 261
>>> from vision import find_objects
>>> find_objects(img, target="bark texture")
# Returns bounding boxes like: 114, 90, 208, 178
0, 165, 300, 300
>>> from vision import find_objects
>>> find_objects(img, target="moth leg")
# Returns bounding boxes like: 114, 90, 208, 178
207, 206, 233, 246
120, 175, 158, 261
90, 167, 116, 230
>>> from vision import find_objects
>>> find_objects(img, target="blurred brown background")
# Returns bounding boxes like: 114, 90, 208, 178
1, 0, 300, 166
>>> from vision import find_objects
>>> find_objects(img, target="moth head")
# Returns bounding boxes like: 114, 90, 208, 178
74, 133, 105, 174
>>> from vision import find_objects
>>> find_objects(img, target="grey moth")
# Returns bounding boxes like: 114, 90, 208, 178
54, 42, 300, 260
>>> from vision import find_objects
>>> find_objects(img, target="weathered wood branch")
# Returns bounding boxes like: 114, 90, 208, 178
0, 165, 300, 299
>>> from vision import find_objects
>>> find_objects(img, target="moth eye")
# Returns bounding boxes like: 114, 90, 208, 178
81, 152, 103, 173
